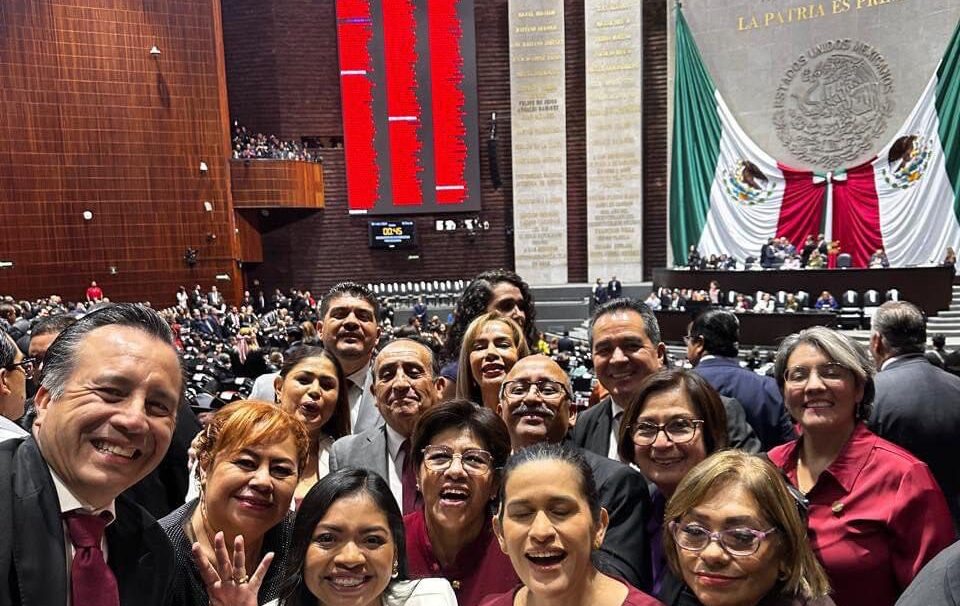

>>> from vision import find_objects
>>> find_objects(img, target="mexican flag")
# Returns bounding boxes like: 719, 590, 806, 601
834, 18, 960, 268
669, 10, 824, 265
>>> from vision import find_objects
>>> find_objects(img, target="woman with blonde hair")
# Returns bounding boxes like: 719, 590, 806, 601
456, 312, 530, 410
663, 450, 833, 606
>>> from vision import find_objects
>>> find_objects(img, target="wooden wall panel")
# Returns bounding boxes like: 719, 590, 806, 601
565, 0, 588, 284
235, 210, 264, 263
0, 0, 240, 305
231, 159, 325, 209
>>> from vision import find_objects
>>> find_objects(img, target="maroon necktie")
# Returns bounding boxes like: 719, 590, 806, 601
64, 511, 120, 606
400, 440, 418, 514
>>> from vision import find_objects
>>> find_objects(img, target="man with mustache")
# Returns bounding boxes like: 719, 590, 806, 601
319, 282, 383, 433
0, 303, 182, 605
497, 354, 651, 591
329, 337, 444, 513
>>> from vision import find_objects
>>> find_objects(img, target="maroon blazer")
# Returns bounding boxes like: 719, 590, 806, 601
479, 578, 665, 606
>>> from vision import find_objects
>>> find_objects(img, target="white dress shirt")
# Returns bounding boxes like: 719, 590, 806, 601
608, 401, 625, 461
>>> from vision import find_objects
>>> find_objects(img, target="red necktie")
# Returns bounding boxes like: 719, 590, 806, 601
64, 512, 120, 606
400, 440, 418, 514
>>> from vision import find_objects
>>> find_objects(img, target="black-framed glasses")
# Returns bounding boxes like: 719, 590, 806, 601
500, 379, 569, 402
631, 418, 703, 446
783, 362, 850, 385
421, 445, 494, 476
670, 521, 778, 557
6, 357, 35, 380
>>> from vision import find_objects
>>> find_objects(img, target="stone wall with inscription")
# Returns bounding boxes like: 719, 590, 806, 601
675, 0, 960, 170
510, 0, 568, 285
586, 0, 644, 283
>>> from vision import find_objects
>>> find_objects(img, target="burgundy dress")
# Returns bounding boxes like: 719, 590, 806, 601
404, 509, 518, 606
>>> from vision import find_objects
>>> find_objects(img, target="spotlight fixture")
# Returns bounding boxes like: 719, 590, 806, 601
82, 210, 93, 220
149, 46, 161, 57
199, 161, 208, 173
203, 201, 213, 212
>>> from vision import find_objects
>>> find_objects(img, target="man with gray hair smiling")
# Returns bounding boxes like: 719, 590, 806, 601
0, 303, 182, 605
868, 300, 960, 528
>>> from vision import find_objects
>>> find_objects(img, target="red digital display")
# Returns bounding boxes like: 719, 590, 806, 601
336, 0, 481, 215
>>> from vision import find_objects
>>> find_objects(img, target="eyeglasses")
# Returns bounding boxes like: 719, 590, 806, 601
670, 521, 778, 557
422, 445, 494, 476
631, 419, 703, 446
500, 379, 569, 402
6, 357, 35, 380
783, 362, 851, 385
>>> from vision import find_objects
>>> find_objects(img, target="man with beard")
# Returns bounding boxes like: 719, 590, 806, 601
329, 337, 444, 512
319, 282, 383, 433
497, 354, 651, 591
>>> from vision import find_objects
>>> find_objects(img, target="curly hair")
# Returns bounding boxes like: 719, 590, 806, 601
442, 269, 538, 364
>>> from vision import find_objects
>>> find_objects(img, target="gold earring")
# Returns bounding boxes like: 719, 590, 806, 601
392, 561, 399, 578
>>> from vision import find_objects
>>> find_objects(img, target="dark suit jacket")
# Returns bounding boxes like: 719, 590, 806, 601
694, 357, 796, 451
869, 354, 960, 527
576, 445, 651, 591
896, 538, 960, 606
571, 395, 761, 459
0, 438, 175, 606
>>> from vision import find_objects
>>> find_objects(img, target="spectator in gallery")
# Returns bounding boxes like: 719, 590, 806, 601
782, 254, 802, 270
759, 238, 777, 269
942, 246, 957, 271
644, 291, 662, 311
594, 278, 609, 307
413, 297, 428, 326
704, 254, 719, 270
176, 285, 189, 310
925, 333, 949, 369
85, 280, 103, 302
807, 248, 826, 268
816, 233, 829, 255
814, 290, 839, 310
734, 294, 749, 313
707, 280, 720, 305
719, 253, 737, 270
608, 275, 623, 299
869, 248, 890, 268
753, 292, 776, 313
687, 245, 702, 269
783, 293, 801, 312
801, 234, 817, 266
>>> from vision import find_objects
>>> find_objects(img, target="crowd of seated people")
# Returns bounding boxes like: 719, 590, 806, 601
232, 121, 322, 163
3, 273, 960, 606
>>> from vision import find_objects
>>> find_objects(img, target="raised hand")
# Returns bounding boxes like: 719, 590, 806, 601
191, 531, 274, 606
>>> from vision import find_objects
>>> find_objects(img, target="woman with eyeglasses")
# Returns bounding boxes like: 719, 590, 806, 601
616, 368, 729, 599
404, 399, 517, 606
768, 326, 953, 606
664, 450, 834, 606
456, 313, 530, 411
0, 333, 31, 438
483, 443, 663, 605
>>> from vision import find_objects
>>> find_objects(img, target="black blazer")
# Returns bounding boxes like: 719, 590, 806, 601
0, 437, 175, 606
571, 395, 761, 459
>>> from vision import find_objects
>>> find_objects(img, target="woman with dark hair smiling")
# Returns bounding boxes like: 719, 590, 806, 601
193, 469, 456, 606
405, 399, 517, 605
273, 345, 351, 506
483, 443, 663, 606
768, 326, 953, 606
616, 368, 728, 599
456, 313, 530, 411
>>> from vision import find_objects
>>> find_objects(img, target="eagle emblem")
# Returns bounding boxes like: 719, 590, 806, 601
881, 135, 933, 190
720, 160, 775, 206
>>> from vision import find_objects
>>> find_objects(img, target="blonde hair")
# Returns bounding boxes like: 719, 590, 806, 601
664, 450, 831, 600
455, 313, 529, 403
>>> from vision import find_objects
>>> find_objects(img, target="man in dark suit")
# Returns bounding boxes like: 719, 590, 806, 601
686, 309, 796, 450
329, 337, 444, 511
896, 539, 960, 605
497, 354, 651, 591
868, 300, 960, 527
0, 303, 181, 605
572, 299, 760, 460
607, 275, 623, 299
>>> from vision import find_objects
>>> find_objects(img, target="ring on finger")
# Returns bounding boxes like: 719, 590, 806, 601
233, 574, 249, 585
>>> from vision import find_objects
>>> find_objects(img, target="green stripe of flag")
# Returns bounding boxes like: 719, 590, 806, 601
935, 18, 960, 218
669, 9, 723, 262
